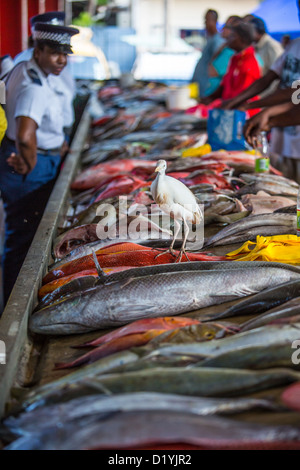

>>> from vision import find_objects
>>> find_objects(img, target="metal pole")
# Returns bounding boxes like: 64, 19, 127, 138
58, 0, 65, 11
163, 0, 169, 49
39, 0, 46, 14
65, 0, 72, 25
21, 0, 28, 51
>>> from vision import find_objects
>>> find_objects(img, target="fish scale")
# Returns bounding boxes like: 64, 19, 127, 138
30, 263, 300, 335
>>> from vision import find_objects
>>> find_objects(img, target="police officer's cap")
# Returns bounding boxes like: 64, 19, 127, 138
30, 11, 65, 29
33, 23, 79, 54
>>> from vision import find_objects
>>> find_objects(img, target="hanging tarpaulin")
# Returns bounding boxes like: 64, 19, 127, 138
252, 0, 300, 40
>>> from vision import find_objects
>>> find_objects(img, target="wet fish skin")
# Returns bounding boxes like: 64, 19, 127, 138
199, 342, 300, 370
43, 249, 228, 285
146, 324, 300, 361
239, 173, 299, 189
240, 297, 300, 331
20, 351, 140, 412
86, 366, 300, 397
39, 260, 272, 312
6, 410, 300, 450
30, 264, 300, 335
54, 330, 166, 370
237, 181, 298, 197
54, 322, 236, 370
207, 225, 297, 247
146, 321, 238, 347
204, 213, 296, 247
3, 392, 279, 437
77, 316, 201, 348
204, 279, 300, 322
274, 205, 296, 214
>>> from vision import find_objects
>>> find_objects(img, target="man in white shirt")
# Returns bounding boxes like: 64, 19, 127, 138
0, 22, 79, 305
250, 17, 284, 75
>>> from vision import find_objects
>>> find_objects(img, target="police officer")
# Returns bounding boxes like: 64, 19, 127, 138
14, 11, 76, 134
0, 22, 79, 304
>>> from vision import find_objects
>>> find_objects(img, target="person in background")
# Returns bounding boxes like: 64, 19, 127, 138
242, 14, 256, 23
244, 101, 300, 181
220, 0, 300, 180
250, 17, 284, 75
0, 55, 14, 80
281, 34, 291, 49
200, 22, 261, 116
0, 105, 7, 145
204, 15, 241, 97
14, 11, 65, 64
14, 11, 76, 144
191, 9, 224, 98
0, 22, 79, 305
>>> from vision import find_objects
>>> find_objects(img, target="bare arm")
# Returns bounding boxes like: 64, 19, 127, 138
269, 104, 300, 127
243, 102, 295, 145
221, 70, 279, 109
7, 116, 38, 174
245, 87, 293, 110
199, 85, 223, 105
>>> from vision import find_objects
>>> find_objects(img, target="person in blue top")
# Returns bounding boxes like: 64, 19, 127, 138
0, 22, 79, 305
191, 9, 224, 98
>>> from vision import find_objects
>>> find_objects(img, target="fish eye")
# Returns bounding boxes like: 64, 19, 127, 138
204, 332, 214, 339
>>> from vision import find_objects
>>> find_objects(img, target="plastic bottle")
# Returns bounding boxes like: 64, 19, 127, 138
297, 186, 300, 237
255, 131, 270, 173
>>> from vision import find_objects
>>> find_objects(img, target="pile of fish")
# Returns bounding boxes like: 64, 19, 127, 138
3, 81, 300, 450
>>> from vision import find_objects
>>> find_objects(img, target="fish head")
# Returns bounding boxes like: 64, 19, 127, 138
163, 316, 200, 329
191, 322, 234, 341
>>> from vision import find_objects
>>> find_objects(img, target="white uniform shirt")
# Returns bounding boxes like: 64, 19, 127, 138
5, 58, 68, 149
14, 48, 75, 127
270, 38, 300, 159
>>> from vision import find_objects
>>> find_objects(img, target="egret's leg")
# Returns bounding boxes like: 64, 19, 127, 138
176, 218, 190, 263
154, 219, 181, 260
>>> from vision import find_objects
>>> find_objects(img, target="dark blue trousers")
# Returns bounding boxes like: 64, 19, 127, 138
0, 137, 60, 305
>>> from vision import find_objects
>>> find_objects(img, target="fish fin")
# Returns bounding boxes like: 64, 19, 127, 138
210, 286, 259, 299
91, 249, 107, 283
80, 378, 113, 395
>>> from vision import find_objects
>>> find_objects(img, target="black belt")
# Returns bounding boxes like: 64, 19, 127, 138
5, 136, 61, 155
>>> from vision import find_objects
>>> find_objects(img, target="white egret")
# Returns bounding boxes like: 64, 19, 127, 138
151, 159, 203, 262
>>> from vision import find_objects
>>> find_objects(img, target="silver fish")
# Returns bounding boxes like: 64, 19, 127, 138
240, 297, 300, 331
81, 366, 300, 397
146, 324, 300, 361
4, 392, 278, 436
29, 263, 300, 335
240, 173, 299, 189
204, 213, 296, 247
203, 279, 300, 322
200, 342, 300, 370
6, 410, 300, 450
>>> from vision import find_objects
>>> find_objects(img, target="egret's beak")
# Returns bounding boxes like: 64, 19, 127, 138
155, 164, 163, 173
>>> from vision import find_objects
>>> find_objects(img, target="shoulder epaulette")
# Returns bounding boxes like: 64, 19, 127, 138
27, 68, 42, 86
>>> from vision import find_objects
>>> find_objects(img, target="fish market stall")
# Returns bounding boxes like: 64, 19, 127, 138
1, 81, 300, 450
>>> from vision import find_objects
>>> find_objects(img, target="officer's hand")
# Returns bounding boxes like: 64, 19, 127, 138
7, 152, 29, 174
60, 140, 69, 158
